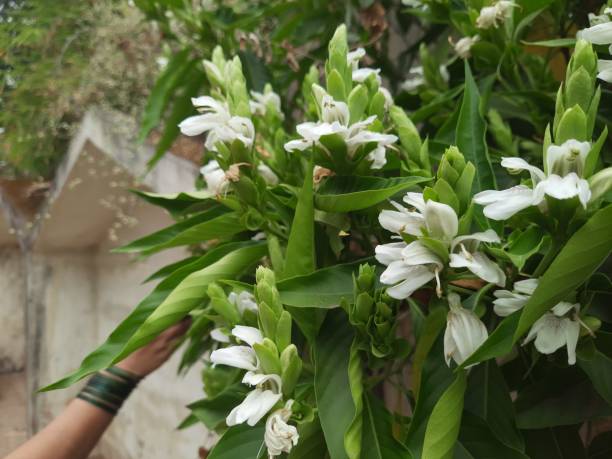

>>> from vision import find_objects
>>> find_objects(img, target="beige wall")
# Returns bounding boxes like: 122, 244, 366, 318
0, 248, 25, 374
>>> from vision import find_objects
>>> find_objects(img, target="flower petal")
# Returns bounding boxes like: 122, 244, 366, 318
385, 265, 436, 299
232, 325, 264, 347
210, 346, 258, 371
375, 242, 406, 265
473, 186, 537, 220
501, 157, 545, 183
424, 200, 458, 242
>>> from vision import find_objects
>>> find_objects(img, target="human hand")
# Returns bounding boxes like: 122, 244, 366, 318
115, 317, 191, 378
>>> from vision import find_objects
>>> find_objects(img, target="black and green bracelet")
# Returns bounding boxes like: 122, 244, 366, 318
77, 366, 142, 415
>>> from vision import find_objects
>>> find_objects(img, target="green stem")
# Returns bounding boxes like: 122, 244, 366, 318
532, 237, 564, 277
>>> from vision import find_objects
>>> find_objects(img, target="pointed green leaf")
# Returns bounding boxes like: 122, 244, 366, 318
113, 242, 267, 362
207, 424, 265, 459
41, 242, 254, 390
315, 176, 429, 213
456, 61, 496, 193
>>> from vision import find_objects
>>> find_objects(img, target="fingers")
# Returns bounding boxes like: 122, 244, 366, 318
159, 316, 192, 343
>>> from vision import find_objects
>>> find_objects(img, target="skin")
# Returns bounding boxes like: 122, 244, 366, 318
5, 318, 191, 459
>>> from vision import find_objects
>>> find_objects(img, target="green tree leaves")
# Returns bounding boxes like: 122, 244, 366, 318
456, 62, 496, 194
422, 371, 468, 459
314, 310, 356, 459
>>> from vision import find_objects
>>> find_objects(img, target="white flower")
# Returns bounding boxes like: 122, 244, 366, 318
523, 302, 581, 365
376, 240, 444, 299
179, 96, 255, 151
257, 164, 280, 185
226, 372, 283, 426
210, 328, 231, 343
443, 293, 488, 367
400, 65, 449, 92
284, 89, 397, 169
598, 59, 612, 83
347, 47, 382, 84
474, 143, 593, 220
493, 279, 582, 364
402, 0, 426, 9
250, 89, 283, 118
211, 326, 284, 426
200, 160, 229, 195
453, 36, 480, 59
493, 278, 538, 316
578, 20, 612, 54
476, 1, 517, 29
228, 291, 258, 315
448, 231, 507, 286
210, 325, 264, 371
588, 8, 612, 27
264, 400, 299, 457
375, 193, 505, 299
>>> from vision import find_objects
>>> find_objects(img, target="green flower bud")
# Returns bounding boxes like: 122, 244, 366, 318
565, 67, 595, 113
253, 338, 282, 376
326, 68, 347, 102
207, 283, 241, 324
258, 301, 278, 340
302, 65, 320, 118
256, 281, 283, 317
280, 344, 302, 396
353, 292, 374, 324
588, 167, 612, 203
256, 265, 276, 285
356, 264, 376, 292
569, 39, 598, 78
275, 310, 293, 352
390, 105, 422, 166
348, 84, 369, 124
327, 25, 351, 94
555, 105, 588, 143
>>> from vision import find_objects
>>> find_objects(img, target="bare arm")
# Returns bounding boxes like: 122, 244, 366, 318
5, 319, 190, 459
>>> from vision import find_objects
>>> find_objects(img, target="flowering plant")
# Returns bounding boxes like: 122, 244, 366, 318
46, 2, 612, 458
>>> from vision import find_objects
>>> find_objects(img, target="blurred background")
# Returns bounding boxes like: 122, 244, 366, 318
0, 0, 607, 458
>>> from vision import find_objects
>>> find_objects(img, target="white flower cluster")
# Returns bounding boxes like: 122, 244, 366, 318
474, 139, 593, 220
210, 325, 299, 457
179, 96, 255, 151
476, 1, 517, 29
375, 192, 505, 300
578, 8, 612, 83
494, 279, 582, 364
284, 85, 397, 169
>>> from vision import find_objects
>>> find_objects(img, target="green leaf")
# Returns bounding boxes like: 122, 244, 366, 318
464, 361, 524, 451
147, 67, 206, 169
314, 309, 356, 459
115, 207, 245, 255
207, 424, 265, 459
277, 260, 372, 308
505, 226, 547, 271
405, 335, 454, 457
577, 340, 612, 406
187, 384, 248, 429
113, 242, 267, 362
458, 413, 528, 459
515, 205, 612, 340
516, 378, 612, 429
523, 426, 586, 459
40, 242, 252, 390
422, 370, 468, 459
315, 176, 429, 213
362, 394, 411, 459
411, 307, 447, 399
288, 420, 328, 459
521, 38, 577, 47
138, 50, 193, 142
283, 161, 315, 279
143, 255, 201, 283
344, 339, 364, 459
455, 61, 496, 193
132, 189, 215, 216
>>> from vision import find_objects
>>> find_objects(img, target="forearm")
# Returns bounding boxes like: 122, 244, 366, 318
5, 399, 114, 459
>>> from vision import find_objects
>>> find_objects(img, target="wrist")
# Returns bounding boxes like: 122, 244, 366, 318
77, 366, 142, 415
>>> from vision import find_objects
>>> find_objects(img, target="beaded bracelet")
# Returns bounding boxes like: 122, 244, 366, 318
77, 366, 142, 415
